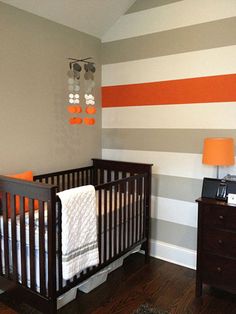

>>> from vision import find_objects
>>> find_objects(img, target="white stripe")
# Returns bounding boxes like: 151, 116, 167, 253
102, 102, 236, 129
102, 149, 236, 179
102, 0, 236, 42
151, 196, 197, 228
102, 45, 236, 86
149, 239, 196, 269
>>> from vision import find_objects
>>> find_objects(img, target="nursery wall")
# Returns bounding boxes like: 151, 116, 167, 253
0, 2, 101, 175
101, 0, 236, 268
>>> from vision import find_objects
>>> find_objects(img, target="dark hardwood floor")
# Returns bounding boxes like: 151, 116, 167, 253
0, 253, 236, 313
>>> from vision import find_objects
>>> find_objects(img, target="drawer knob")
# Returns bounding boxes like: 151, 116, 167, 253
217, 267, 222, 272
219, 215, 224, 220
218, 239, 223, 245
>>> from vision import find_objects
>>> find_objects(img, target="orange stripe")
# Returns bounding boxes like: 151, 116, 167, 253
102, 74, 236, 107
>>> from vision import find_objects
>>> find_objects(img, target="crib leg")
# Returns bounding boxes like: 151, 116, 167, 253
48, 300, 57, 314
141, 240, 150, 262
145, 241, 150, 262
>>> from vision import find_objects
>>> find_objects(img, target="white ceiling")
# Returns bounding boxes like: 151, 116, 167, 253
1, 0, 136, 38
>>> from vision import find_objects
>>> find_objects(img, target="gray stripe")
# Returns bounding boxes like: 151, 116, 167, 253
126, 0, 183, 14
102, 128, 236, 154
152, 174, 201, 203
102, 17, 236, 64
62, 242, 98, 262
150, 218, 197, 250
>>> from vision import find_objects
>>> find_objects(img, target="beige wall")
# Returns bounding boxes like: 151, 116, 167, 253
0, 2, 101, 175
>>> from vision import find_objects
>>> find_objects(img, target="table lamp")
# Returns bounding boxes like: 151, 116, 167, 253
202, 137, 235, 178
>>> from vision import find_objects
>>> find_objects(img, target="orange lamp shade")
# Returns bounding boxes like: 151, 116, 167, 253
202, 138, 235, 166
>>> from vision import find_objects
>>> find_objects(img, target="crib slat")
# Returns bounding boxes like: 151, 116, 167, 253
51, 176, 55, 185
76, 171, 80, 186
127, 181, 131, 248
131, 182, 135, 246
123, 181, 127, 250
114, 171, 119, 181
20, 197, 27, 286
142, 177, 146, 239
109, 185, 112, 259
29, 199, 36, 290
104, 189, 107, 262
3, 192, 9, 278
10, 194, 17, 281
98, 189, 102, 264
100, 170, 104, 185
139, 178, 143, 241
118, 186, 122, 254
82, 171, 85, 186
114, 183, 118, 256
56, 175, 60, 190
107, 170, 111, 183
62, 174, 65, 191
135, 179, 139, 243
85, 169, 88, 185
39, 200, 46, 295
58, 200, 63, 291
67, 173, 70, 189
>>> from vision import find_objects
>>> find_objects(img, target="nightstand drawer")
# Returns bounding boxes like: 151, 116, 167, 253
203, 228, 236, 257
202, 253, 236, 292
203, 204, 236, 230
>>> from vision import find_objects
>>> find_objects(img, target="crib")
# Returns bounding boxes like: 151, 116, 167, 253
0, 159, 152, 313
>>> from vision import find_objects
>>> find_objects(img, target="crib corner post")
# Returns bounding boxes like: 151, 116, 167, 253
47, 186, 58, 311
144, 165, 152, 263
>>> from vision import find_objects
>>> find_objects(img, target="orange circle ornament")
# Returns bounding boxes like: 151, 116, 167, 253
75, 117, 82, 124
85, 106, 96, 115
67, 105, 77, 113
84, 117, 95, 125
67, 105, 82, 113
69, 117, 77, 124
76, 105, 82, 113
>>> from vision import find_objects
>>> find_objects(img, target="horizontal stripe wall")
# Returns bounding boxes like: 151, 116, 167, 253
102, 0, 236, 269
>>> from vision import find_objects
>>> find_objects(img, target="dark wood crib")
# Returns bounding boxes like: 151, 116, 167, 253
0, 159, 152, 313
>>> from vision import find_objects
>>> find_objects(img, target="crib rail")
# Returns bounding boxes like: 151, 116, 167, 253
92, 158, 152, 185
34, 166, 93, 192
0, 175, 57, 311
56, 172, 148, 296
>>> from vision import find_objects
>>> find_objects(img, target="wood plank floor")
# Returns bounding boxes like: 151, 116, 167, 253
0, 253, 236, 313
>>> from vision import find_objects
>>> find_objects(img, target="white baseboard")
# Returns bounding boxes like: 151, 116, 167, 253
149, 239, 197, 270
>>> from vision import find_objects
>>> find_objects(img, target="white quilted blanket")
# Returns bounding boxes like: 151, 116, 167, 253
57, 185, 99, 280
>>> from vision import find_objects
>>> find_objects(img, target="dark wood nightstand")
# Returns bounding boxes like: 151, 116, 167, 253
196, 197, 236, 297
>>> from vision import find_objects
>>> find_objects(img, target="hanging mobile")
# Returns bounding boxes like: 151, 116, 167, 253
67, 57, 96, 125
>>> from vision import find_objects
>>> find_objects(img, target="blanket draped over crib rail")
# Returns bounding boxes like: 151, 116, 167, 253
57, 185, 99, 280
